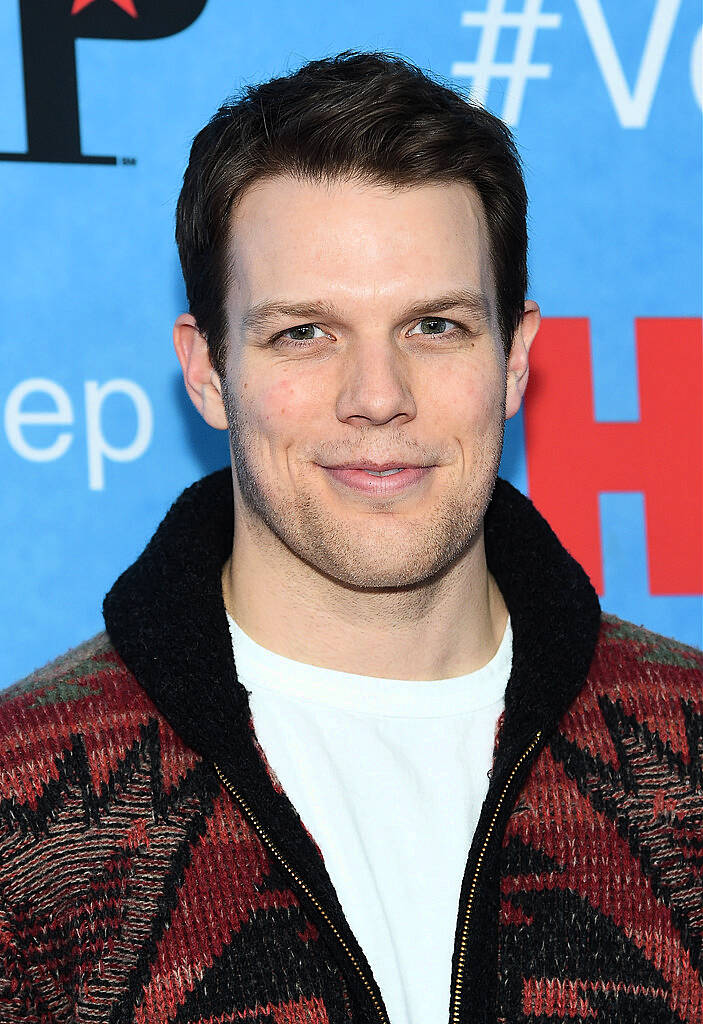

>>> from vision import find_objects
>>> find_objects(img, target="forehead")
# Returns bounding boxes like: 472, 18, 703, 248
226, 175, 494, 309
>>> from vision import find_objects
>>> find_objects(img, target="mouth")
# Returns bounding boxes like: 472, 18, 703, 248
321, 463, 433, 496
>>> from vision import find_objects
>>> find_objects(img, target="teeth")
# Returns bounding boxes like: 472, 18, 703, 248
365, 468, 404, 476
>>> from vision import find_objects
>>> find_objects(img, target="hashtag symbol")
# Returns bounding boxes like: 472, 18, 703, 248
451, 0, 562, 126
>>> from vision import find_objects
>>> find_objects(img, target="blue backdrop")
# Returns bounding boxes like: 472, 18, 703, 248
2, 0, 701, 686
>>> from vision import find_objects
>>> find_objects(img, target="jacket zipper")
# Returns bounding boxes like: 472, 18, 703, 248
449, 730, 543, 1023
212, 762, 389, 1024
215, 731, 542, 1024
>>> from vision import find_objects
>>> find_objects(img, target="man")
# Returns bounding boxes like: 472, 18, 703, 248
1, 50, 701, 1024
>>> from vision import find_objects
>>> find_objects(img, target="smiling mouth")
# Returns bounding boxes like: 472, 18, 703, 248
322, 465, 432, 495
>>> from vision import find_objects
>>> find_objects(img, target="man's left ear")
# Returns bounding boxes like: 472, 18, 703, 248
505, 299, 540, 420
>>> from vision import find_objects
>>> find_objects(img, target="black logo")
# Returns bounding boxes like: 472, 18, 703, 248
0, 0, 207, 164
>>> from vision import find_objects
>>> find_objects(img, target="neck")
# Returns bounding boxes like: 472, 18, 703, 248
221, 508, 508, 682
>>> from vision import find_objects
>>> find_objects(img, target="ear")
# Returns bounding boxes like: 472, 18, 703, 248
173, 313, 228, 430
505, 299, 540, 420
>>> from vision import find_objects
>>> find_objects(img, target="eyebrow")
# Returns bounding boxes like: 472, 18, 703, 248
239, 287, 491, 335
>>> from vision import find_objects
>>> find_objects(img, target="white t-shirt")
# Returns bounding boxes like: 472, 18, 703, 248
227, 613, 511, 1024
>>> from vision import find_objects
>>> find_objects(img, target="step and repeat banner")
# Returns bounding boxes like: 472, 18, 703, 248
1, 0, 701, 684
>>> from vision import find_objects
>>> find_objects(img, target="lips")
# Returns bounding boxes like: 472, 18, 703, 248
323, 464, 432, 495
326, 461, 428, 472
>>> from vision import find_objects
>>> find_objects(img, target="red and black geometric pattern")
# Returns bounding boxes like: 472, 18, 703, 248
0, 636, 350, 1023
3, 618, 700, 1022
497, 616, 703, 1023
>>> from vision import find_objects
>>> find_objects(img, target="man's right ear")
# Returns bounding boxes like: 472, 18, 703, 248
173, 313, 228, 430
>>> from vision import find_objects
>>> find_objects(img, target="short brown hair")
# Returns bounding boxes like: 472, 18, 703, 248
176, 50, 528, 374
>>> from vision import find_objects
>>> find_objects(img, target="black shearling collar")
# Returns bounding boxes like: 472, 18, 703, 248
104, 465, 600, 796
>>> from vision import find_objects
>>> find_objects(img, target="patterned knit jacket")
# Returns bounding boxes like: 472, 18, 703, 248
1, 469, 702, 1024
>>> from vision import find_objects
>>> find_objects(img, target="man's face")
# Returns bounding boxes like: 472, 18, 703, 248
219, 175, 522, 589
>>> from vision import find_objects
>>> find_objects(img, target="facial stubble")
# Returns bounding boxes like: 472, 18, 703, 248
220, 374, 506, 592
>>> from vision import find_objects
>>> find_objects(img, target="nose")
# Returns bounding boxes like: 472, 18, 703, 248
335, 337, 417, 427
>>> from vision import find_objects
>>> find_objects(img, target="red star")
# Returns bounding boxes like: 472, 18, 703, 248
71, 0, 138, 17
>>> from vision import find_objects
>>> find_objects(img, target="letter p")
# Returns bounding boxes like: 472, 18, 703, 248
85, 379, 153, 491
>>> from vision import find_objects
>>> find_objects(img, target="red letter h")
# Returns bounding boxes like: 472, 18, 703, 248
524, 318, 702, 596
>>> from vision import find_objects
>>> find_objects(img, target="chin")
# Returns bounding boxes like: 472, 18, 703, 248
322, 562, 436, 591
300, 521, 482, 591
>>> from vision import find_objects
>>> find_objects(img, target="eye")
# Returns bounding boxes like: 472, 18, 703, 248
407, 317, 460, 338
271, 316, 464, 349
272, 324, 330, 347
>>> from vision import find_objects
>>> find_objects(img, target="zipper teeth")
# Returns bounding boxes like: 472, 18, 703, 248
213, 762, 389, 1024
450, 730, 543, 1024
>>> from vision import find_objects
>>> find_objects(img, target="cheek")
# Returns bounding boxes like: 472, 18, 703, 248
428, 372, 501, 432
254, 378, 314, 432
473, 379, 504, 426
